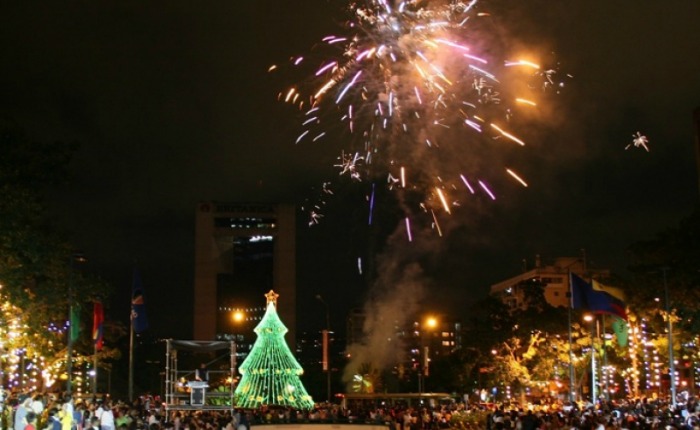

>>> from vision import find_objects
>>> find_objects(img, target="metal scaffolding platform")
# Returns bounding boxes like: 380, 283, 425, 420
164, 339, 236, 413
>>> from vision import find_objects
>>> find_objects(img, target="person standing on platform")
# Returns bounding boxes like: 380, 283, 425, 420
195, 364, 208, 382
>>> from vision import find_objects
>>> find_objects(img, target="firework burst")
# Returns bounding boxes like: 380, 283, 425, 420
273, 0, 570, 234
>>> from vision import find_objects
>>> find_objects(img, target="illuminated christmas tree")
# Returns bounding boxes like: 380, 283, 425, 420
234, 290, 315, 409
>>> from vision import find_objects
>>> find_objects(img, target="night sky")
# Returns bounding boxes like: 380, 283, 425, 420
1, 1, 698, 340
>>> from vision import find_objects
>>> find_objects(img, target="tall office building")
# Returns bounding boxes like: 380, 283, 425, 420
194, 202, 297, 348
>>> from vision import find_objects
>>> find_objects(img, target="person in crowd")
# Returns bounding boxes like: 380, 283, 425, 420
64, 396, 75, 420
31, 395, 45, 416
99, 401, 115, 430
15, 396, 34, 430
114, 406, 131, 429
146, 410, 160, 427
24, 411, 37, 430
73, 402, 86, 430
237, 411, 249, 430
45, 408, 62, 430
93, 402, 104, 423
171, 411, 182, 430
59, 402, 73, 430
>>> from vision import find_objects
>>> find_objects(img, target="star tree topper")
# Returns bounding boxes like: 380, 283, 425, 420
265, 290, 279, 306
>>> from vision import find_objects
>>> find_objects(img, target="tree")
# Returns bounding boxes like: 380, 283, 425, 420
234, 290, 315, 409
0, 122, 115, 391
626, 208, 700, 388
459, 280, 584, 401
627, 208, 700, 331
0, 123, 76, 309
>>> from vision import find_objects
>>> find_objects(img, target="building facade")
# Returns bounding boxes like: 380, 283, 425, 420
489, 255, 610, 310
193, 202, 297, 347
345, 308, 461, 388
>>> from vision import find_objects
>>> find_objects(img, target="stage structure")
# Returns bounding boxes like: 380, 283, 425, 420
164, 339, 236, 412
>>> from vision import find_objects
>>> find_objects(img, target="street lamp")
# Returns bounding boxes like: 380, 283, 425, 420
419, 316, 438, 395
232, 310, 245, 324
583, 314, 597, 403
662, 267, 677, 408
67, 252, 87, 396
316, 294, 331, 403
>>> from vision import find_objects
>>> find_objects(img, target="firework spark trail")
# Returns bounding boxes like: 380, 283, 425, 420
460, 175, 475, 194
478, 180, 496, 200
368, 183, 376, 225
431, 210, 443, 237
276, 0, 570, 234
506, 168, 528, 187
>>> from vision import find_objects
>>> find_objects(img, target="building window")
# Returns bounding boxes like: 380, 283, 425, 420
215, 217, 277, 230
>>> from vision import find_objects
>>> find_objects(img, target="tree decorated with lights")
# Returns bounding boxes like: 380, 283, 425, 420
234, 290, 315, 409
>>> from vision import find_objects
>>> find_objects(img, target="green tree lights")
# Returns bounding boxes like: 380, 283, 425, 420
234, 290, 314, 409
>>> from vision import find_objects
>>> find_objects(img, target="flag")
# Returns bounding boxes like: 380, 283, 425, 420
592, 279, 625, 302
570, 273, 627, 320
131, 269, 149, 333
611, 317, 629, 347
93, 301, 104, 350
69, 304, 81, 342
592, 279, 628, 345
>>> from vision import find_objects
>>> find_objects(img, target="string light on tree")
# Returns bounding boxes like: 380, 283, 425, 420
0, 284, 89, 392
652, 347, 661, 388
626, 321, 641, 396
639, 320, 653, 390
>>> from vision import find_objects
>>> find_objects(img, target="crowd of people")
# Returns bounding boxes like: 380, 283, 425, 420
1, 392, 166, 430
479, 396, 700, 430
0, 390, 457, 430
3, 390, 700, 430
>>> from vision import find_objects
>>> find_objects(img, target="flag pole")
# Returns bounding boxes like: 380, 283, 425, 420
601, 314, 609, 402
128, 267, 148, 402
589, 315, 597, 404
129, 311, 134, 402
568, 271, 576, 403
129, 266, 137, 403
93, 342, 98, 396
663, 267, 677, 408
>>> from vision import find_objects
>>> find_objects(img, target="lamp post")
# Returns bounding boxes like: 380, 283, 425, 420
564, 256, 586, 403
66, 252, 86, 396
316, 294, 331, 403
419, 316, 438, 396
583, 314, 597, 403
568, 306, 576, 403
663, 267, 677, 408
230, 309, 246, 353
